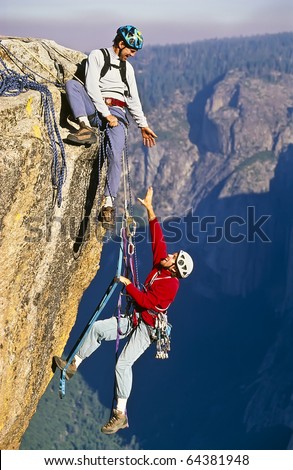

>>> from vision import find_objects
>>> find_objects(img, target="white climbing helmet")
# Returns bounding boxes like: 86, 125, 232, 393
176, 250, 194, 278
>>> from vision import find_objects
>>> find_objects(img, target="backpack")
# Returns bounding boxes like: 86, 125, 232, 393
100, 48, 131, 98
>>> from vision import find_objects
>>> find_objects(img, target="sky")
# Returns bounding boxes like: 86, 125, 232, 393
1, 0, 293, 52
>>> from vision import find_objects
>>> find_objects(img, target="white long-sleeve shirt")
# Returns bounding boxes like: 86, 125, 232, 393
85, 47, 148, 128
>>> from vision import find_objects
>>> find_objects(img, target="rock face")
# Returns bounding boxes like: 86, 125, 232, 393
188, 70, 293, 208
187, 71, 293, 300
126, 90, 199, 218
126, 70, 293, 224
0, 38, 106, 449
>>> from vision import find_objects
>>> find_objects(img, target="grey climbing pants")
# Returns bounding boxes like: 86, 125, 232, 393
77, 316, 154, 399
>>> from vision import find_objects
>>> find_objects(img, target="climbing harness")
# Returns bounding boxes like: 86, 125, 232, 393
0, 43, 67, 207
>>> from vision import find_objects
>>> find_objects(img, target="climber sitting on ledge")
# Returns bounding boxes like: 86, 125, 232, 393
64, 25, 157, 231
54, 186, 194, 434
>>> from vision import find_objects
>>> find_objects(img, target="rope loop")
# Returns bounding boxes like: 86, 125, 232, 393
0, 54, 67, 207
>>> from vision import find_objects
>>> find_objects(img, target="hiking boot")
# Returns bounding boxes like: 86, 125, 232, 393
101, 409, 128, 434
66, 121, 97, 145
99, 206, 115, 231
53, 356, 77, 380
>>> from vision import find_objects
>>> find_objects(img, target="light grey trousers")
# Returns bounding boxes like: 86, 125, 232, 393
77, 316, 154, 399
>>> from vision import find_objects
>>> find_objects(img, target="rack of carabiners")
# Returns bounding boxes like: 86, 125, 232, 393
154, 313, 172, 359
58, 203, 139, 399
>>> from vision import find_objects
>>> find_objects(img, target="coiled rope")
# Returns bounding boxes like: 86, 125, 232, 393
0, 49, 67, 207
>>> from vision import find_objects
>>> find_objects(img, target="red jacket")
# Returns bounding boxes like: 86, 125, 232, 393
126, 218, 179, 327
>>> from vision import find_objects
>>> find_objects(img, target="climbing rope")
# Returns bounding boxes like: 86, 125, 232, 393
0, 54, 67, 207
95, 127, 108, 219
40, 40, 85, 85
0, 41, 64, 87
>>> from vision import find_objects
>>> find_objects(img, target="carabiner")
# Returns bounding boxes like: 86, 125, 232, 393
126, 216, 136, 238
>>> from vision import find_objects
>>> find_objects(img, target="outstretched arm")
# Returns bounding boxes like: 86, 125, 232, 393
119, 187, 156, 286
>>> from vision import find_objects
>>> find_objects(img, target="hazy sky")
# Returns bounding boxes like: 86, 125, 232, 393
1, 0, 293, 52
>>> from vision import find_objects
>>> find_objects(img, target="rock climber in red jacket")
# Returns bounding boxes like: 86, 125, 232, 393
122, 186, 193, 328
54, 186, 194, 434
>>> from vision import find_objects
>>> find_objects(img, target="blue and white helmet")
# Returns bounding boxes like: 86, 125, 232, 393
117, 25, 144, 50
176, 250, 194, 278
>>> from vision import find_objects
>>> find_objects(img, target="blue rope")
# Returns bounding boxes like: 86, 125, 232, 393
0, 41, 64, 88
0, 57, 67, 207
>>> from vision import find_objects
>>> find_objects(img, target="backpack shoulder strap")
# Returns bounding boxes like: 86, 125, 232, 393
100, 48, 111, 78
119, 60, 131, 97
99, 48, 131, 97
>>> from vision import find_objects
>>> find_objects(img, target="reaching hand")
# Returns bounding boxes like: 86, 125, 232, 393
141, 127, 157, 147
118, 275, 131, 286
137, 187, 156, 220
137, 186, 153, 209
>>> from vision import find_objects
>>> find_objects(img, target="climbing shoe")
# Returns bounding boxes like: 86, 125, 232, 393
101, 409, 128, 434
66, 121, 97, 145
99, 206, 116, 231
53, 356, 77, 380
